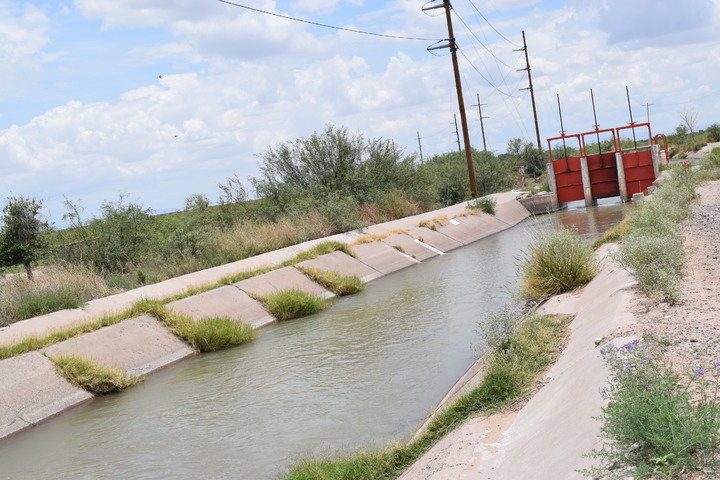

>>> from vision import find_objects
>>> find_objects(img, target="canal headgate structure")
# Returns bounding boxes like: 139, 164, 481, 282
546, 122, 669, 207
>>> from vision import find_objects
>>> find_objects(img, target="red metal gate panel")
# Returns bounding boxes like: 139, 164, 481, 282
586, 152, 620, 199
622, 149, 655, 197
552, 156, 584, 203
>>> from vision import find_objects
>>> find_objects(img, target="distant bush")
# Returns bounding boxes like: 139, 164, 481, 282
467, 196, 496, 215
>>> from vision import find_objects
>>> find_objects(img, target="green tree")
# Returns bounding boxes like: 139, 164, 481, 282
704, 123, 720, 142
0, 196, 49, 280
250, 124, 422, 211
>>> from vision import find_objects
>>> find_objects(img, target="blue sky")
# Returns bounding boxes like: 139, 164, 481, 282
2, 0, 719, 225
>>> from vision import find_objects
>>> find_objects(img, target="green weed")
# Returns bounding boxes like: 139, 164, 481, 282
519, 228, 598, 302
50, 354, 141, 394
297, 267, 364, 296
583, 340, 720, 479
257, 289, 329, 321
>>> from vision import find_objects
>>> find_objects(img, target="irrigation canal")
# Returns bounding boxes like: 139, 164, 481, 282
0, 201, 629, 480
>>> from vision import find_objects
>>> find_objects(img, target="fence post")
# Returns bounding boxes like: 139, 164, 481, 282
651, 144, 660, 179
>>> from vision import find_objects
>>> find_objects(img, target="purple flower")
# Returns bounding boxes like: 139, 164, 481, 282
714, 360, 720, 368
696, 368, 705, 376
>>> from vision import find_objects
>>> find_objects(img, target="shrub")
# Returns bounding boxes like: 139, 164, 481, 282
519, 227, 598, 302
51, 354, 140, 394
613, 234, 685, 305
584, 340, 720, 479
258, 289, 329, 321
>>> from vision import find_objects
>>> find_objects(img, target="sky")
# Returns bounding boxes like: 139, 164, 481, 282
2, 0, 719, 225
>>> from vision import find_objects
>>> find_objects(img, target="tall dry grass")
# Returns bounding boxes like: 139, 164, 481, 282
0, 264, 109, 326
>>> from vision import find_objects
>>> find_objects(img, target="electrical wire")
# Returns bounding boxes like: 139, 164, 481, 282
216, 0, 443, 41
457, 47, 521, 98
465, 0, 520, 48
452, 10, 517, 70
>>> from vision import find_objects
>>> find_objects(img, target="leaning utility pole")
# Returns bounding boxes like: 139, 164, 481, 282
424, 0, 477, 198
417, 131, 424, 163
473, 93, 488, 152
516, 30, 542, 151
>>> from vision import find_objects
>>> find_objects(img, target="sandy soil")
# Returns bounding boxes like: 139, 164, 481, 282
611, 178, 720, 374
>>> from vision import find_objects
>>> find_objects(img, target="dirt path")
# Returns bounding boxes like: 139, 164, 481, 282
612, 178, 720, 372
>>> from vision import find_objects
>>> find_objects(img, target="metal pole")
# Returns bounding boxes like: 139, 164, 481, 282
443, 0, 478, 197
557, 93, 568, 159
475, 93, 488, 152
626, 86, 638, 150
417, 131, 424, 164
591, 89, 602, 154
453, 114, 461, 152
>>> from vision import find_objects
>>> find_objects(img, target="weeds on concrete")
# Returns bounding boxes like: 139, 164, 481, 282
50, 354, 141, 394
256, 289, 329, 321
519, 227, 598, 302
284, 310, 571, 480
417, 215, 448, 231
122, 299, 256, 352
466, 196, 497, 215
582, 340, 720, 479
297, 267, 364, 296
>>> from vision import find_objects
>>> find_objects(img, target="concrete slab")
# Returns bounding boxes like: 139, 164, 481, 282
380, 233, 439, 262
0, 352, 93, 440
349, 241, 420, 275
166, 286, 275, 329
401, 245, 636, 480
434, 213, 507, 245
42, 315, 195, 377
0, 309, 93, 347
233, 266, 334, 299
297, 250, 382, 283
406, 226, 464, 253
495, 197, 532, 226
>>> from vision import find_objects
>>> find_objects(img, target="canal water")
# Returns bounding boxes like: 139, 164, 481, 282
0, 202, 629, 480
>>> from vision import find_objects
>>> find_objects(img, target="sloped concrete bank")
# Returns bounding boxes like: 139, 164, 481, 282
399, 244, 636, 480
0, 193, 530, 441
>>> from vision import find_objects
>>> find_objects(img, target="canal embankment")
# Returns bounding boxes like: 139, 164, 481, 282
0, 192, 530, 442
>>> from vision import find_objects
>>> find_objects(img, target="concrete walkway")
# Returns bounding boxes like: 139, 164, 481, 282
0, 193, 531, 441
399, 244, 636, 480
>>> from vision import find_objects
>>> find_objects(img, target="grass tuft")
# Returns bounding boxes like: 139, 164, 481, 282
175, 316, 256, 352
418, 216, 448, 231
466, 196, 497, 215
297, 267, 365, 296
50, 354, 141, 394
519, 228, 598, 302
257, 289, 329, 321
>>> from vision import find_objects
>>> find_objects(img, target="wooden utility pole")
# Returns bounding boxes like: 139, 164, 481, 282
424, 0, 477, 197
417, 131, 424, 163
517, 30, 542, 151
473, 93, 488, 152
453, 114, 461, 152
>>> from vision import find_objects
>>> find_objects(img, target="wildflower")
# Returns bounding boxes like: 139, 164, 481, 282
696, 368, 705, 376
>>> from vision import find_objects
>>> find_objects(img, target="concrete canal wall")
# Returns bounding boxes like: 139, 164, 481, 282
0, 192, 531, 441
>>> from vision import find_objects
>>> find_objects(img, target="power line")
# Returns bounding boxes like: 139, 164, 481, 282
216, 0, 442, 41
457, 47, 521, 98
452, 10, 517, 70
465, 0, 521, 48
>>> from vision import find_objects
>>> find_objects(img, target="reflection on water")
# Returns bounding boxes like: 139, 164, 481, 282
0, 203, 628, 480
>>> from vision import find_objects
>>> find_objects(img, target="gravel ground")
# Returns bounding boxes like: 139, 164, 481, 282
612, 178, 720, 374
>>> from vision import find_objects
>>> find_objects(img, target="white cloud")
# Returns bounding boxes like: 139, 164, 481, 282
0, 2, 51, 99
